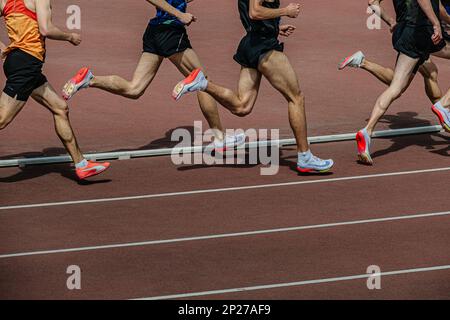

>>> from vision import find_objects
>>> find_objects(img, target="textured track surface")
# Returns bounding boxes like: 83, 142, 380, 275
0, 1, 449, 299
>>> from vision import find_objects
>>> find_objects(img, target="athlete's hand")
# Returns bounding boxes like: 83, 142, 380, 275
279, 25, 296, 37
180, 12, 197, 26
285, 3, 301, 18
432, 24, 443, 45
69, 33, 82, 46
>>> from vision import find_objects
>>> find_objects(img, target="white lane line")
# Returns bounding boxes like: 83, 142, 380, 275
1, 166, 450, 211
1, 210, 449, 259
133, 265, 450, 300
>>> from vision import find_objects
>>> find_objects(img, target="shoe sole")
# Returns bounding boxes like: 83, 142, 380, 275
214, 136, 246, 153
77, 164, 110, 180
431, 105, 450, 133
358, 153, 373, 165
63, 68, 92, 101
338, 56, 353, 70
296, 166, 332, 174
172, 69, 202, 101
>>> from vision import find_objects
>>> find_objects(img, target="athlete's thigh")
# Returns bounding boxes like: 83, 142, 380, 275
391, 53, 420, 91
131, 52, 164, 90
0, 92, 27, 124
431, 41, 450, 59
258, 50, 300, 101
31, 82, 67, 113
169, 48, 204, 77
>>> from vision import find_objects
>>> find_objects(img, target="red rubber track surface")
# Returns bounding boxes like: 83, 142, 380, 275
0, 1, 449, 299
0, 1, 449, 157
1, 135, 449, 299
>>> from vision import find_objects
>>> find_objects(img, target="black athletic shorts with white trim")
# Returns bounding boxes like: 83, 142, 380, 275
143, 24, 192, 58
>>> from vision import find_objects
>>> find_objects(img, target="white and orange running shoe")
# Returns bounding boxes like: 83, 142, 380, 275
172, 68, 208, 101
62, 67, 94, 101
338, 51, 365, 70
356, 128, 373, 165
76, 160, 110, 180
431, 104, 450, 133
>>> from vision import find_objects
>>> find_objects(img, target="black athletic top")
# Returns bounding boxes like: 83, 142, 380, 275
393, 0, 440, 26
238, 0, 280, 36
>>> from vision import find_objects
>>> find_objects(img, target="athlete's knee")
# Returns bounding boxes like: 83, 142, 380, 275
231, 100, 254, 117
389, 86, 404, 99
0, 115, 7, 130
231, 105, 250, 117
284, 90, 305, 106
126, 86, 145, 100
292, 91, 305, 105
52, 100, 70, 118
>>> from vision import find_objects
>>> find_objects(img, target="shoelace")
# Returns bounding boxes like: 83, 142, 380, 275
309, 155, 325, 165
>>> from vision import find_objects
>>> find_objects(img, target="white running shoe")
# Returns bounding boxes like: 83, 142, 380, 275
214, 133, 246, 152
338, 51, 365, 70
297, 154, 334, 173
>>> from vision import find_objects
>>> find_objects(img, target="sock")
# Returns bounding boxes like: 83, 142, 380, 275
298, 149, 312, 163
200, 78, 209, 91
75, 159, 88, 169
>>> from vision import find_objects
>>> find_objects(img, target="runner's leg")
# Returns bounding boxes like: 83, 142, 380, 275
205, 68, 262, 117
257, 50, 309, 153
365, 53, 419, 135
419, 59, 442, 103
31, 82, 84, 164
169, 49, 224, 139
0, 93, 26, 130
361, 58, 395, 86
90, 53, 163, 99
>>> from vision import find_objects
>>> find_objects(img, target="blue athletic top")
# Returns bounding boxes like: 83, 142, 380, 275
149, 0, 187, 26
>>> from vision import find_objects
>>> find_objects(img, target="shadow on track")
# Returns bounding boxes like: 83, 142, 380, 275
1, 114, 448, 182
372, 112, 449, 159
0, 148, 112, 184
0, 163, 112, 185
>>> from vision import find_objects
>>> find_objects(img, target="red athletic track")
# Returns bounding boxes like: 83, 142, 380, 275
1, 134, 449, 299
1, 1, 450, 157
0, 1, 449, 299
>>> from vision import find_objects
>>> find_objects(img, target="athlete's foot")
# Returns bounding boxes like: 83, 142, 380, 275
76, 160, 110, 180
431, 103, 450, 133
297, 152, 334, 174
172, 68, 208, 101
338, 51, 365, 70
62, 67, 94, 101
214, 133, 246, 153
356, 128, 373, 165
